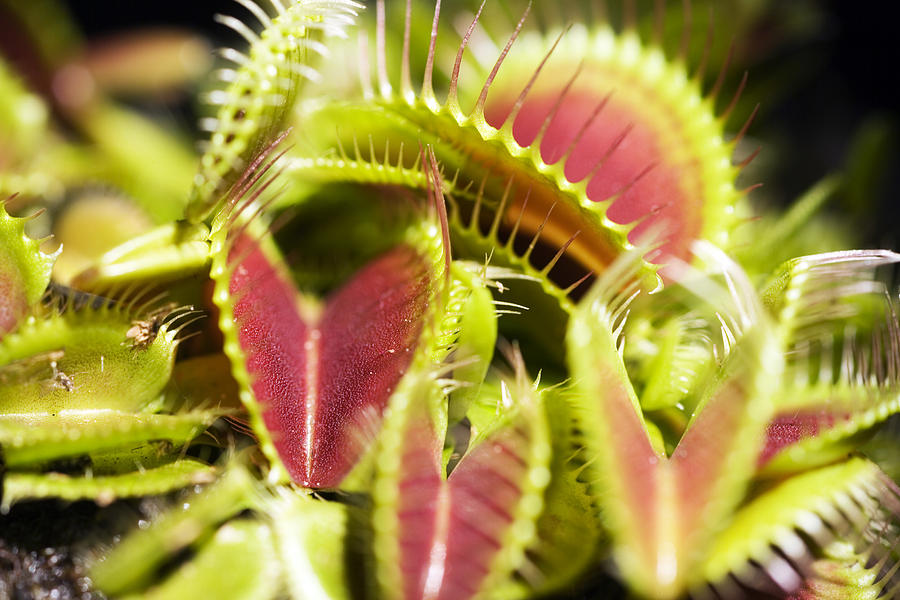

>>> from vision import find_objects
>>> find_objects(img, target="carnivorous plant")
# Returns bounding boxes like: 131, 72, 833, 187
1, 1, 898, 598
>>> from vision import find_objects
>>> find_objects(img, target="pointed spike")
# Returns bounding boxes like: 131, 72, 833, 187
504, 25, 570, 131
474, 2, 532, 118
376, 0, 392, 98
447, 1, 486, 113
225, 168, 289, 245
171, 314, 207, 340
679, 0, 692, 63
129, 290, 166, 317
694, 5, 715, 84
233, 0, 273, 28
427, 146, 452, 281
523, 202, 555, 263
487, 176, 515, 239
541, 231, 581, 276
612, 162, 659, 205
560, 92, 613, 167
401, 0, 413, 102
421, 0, 442, 106
231, 139, 292, 205
730, 102, 759, 150
335, 134, 350, 162
368, 134, 377, 165
468, 174, 489, 233
564, 271, 594, 296
709, 39, 736, 103
584, 123, 635, 183
719, 71, 748, 123
448, 167, 462, 190
533, 61, 584, 151
505, 190, 530, 251
741, 182, 763, 196
162, 304, 198, 326
735, 145, 761, 169
23, 207, 47, 222
653, 0, 666, 49
226, 128, 291, 203
223, 145, 292, 229
214, 14, 261, 46
218, 47, 250, 67
395, 141, 406, 169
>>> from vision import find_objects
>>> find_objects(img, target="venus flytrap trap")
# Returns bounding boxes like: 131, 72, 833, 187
0, 282, 226, 510
1, 197, 223, 513
208, 144, 461, 489
2, 1, 900, 598
287, 0, 751, 289
371, 343, 553, 600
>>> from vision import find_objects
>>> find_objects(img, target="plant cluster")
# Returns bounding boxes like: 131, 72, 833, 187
1, 1, 899, 598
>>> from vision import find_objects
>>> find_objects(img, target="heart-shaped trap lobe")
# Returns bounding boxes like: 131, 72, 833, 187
381, 386, 548, 600
229, 236, 431, 488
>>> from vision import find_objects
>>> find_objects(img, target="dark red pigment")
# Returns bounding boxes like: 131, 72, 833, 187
229, 236, 431, 488
758, 411, 851, 467
0, 264, 27, 337
485, 72, 704, 264
395, 412, 531, 600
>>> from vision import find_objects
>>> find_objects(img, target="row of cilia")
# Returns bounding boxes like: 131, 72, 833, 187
1, 1, 899, 598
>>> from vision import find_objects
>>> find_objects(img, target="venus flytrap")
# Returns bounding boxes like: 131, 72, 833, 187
566, 243, 900, 598
757, 250, 900, 476
1, 1, 900, 599
288, 0, 752, 292
1, 197, 222, 512
187, 0, 364, 223
372, 345, 553, 600
0, 285, 226, 510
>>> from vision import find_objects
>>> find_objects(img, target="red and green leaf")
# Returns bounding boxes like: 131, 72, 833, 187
0, 200, 56, 337
566, 244, 782, 598
213, 219, 442, 488
373, 356, 551, 600
758, 250, 900, 475
566, 254, 672, 597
